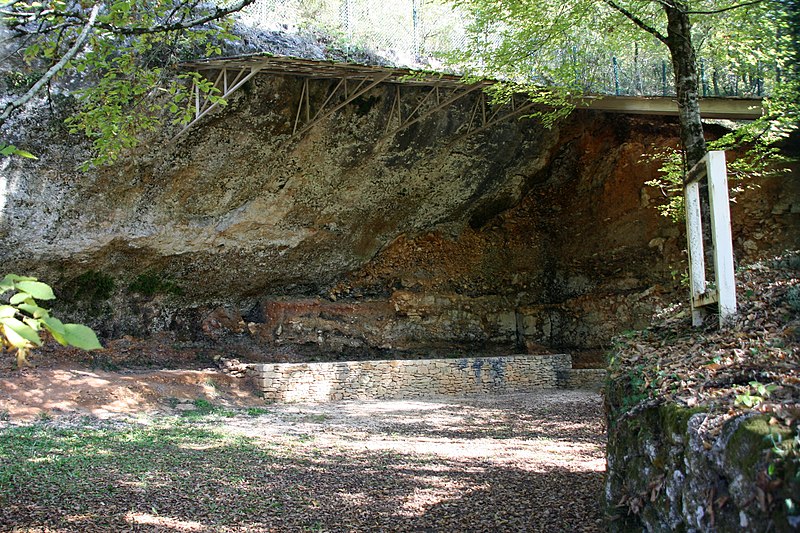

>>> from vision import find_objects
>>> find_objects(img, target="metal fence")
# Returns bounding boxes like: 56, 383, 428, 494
237, 0, 469, 66
234, 0, 770, 97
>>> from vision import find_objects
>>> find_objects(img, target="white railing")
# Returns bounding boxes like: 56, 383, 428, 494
684, 150, 737, 327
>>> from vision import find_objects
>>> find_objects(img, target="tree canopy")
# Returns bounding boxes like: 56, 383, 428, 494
0, 0, 254, 166
452, 0, 798, 176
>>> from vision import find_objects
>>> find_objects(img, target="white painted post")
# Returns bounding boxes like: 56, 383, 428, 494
706, 151, 737, 326
684, 178, 707, 327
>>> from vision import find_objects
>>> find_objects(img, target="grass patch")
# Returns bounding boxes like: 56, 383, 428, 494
172, 399, 238, 419
0, 422, 274, 529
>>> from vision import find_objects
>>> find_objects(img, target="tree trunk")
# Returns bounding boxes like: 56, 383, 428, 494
663, 1, 706, 169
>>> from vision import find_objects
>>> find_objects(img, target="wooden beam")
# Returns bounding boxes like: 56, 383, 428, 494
580, 95, 762, 120
706, 151, 737, 326
291, 73, 393, 139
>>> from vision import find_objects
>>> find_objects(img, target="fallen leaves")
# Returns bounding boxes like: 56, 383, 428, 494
0, 391, 606, 532
610, 251, 800, 425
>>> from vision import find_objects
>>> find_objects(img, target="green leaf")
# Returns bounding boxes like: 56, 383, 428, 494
15, 280, 55, 300
62, 324, 102, 350
1, 274, 36, 292
42, 316, 67, 345
0, 144, 15, 156
9, 292, 32, 305
15, 149, 38, 160
0, 305, 16, 318
1, 317, 42, 347
16, 303, 48, 319
42, 316, 65, 335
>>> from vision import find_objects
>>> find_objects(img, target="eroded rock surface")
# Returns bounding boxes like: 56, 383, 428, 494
2, 72, 798, 360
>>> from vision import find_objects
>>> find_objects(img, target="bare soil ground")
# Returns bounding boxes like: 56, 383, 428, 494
0, 361, 605, 532
0, 363, 264, 422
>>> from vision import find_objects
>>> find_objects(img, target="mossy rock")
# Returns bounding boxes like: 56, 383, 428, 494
128, 272, 183, 296
62, 270, 115, 302
724, 415, 799, 532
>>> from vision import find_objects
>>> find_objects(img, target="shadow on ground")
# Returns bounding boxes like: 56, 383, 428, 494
0, 392, 605, 532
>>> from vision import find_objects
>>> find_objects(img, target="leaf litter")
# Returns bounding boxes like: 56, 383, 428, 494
609, 250, 800, 440
0, 391, 606, 532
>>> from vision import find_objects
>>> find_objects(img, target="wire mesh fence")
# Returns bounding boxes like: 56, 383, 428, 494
237, 0, 469, 66
234, 0, 771, 98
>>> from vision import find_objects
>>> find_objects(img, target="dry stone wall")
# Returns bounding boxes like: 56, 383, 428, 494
250, 354, 589, 402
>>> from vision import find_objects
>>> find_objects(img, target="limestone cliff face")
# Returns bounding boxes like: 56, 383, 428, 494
1, 73, 797, 360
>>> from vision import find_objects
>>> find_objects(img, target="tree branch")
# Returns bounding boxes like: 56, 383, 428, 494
0, 3, 100, 125
604, 0, 668, 44
53, 0, 255, 36
686, 0, 765, 15
4, 0, 255, 36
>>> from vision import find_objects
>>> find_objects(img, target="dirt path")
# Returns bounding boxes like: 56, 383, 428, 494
1, 366, 606, 532
0, 365, 264, 421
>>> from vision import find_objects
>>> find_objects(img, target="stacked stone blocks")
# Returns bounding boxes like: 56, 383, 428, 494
250, 354, 602, 402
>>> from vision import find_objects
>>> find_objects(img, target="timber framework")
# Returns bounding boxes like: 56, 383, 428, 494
176, 53, 764, 141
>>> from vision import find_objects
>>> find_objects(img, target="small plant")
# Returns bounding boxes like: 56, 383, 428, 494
766, 424, 800, 527
1, 274, 102, 368
247, 407, 270, 417
128, 272, 182, 296
0, 142, 36, 160
735, 380, 778, 408
193, 399, 213, 411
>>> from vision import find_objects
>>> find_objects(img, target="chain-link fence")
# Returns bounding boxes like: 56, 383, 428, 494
237, 0, 469, 66
234, 0, 770, 98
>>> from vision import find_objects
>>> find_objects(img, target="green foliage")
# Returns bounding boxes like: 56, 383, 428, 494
246, 407, 270, 417
0, 142, 37, 160
452, 0, 792, 98
734, 380, 779, 408
1, 274, 102, 367
0, 0, 250, 167
128, 272, 182, 296
644, 85, 798, 222
178, 398, 237, 419
766, 425, 800, 524
453, 0, 799, 220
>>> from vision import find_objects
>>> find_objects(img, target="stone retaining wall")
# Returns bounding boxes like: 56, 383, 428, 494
250, 354, 585, 402
559, 369, 607, 391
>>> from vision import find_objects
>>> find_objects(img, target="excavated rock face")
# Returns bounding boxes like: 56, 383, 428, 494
1, 73, 797, 361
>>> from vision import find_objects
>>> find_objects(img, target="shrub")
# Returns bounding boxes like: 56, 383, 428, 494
0, 274, 102, 368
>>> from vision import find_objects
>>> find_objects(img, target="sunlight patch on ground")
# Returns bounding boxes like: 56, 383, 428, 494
126, 512, 206, 531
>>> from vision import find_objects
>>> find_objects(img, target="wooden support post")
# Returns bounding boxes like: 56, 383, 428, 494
304, 78, 311, 123
684, 179, 707, 327
292, 79, 307, 135
706, 151, 737, 326
194, 81, 200, 118
174, 67, 261, 140
382, 82, 483, 139
683, 150, 737, 328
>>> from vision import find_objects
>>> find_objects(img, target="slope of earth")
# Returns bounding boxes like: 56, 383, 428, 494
0, 391, 605, 532
605, 251, 800, 532
0, 363, 265, 423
